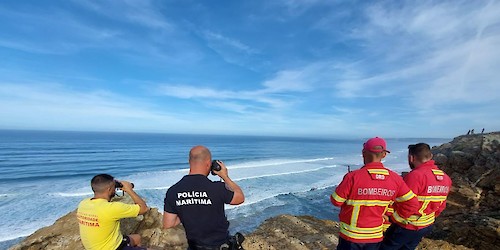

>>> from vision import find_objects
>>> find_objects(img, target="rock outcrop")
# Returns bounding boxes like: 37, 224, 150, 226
9, 198, 188, 250
428, 132, 500, 249
10, 132, 500, 250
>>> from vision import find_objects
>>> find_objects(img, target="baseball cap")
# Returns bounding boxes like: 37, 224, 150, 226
363, 137, 390, 153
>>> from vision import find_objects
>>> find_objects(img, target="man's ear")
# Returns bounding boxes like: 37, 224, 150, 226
381, 151, 387, 158
409, 154, 415, 163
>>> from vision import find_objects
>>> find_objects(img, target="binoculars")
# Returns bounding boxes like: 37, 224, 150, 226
210, 160, 221, 175
115, 180, 134, 189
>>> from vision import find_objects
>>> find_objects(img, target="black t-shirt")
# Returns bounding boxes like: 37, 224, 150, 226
164, 174, 234, 246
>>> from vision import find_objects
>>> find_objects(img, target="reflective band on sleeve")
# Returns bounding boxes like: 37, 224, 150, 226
396, 190, 416, 202
331, 192, 346, 203
392, 211, 436, 227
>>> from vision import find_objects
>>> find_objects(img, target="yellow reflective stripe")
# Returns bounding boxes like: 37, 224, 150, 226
331, 192, 346, 203
392, 211, 406, 224
351, 205, 361, 226
367, 169, 389, 175
340, 226, 383, 239
432, 169, 444, 175
340, 222, 383, 233
396, 190, 416, 202
408, 212, 435, 221
345, 199, 392, 206
393, 211, 436, 227
419, 200, 430, 215
408, 213, 435, 226
386, 207, 394, 213
417, 195, 447, 202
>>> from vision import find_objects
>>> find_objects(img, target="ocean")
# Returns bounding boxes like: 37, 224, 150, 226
0, 130, 450, 249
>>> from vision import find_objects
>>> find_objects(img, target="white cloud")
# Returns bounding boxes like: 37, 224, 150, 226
0, 83, 189, 132
155, 61, 336, 113
328, 1, 500, 107
0, 6, 119, 54
203, 31, 257, 55
73, 0, 172, 30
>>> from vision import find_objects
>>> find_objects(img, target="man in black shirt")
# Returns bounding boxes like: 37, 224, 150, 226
163, 145, 245, 249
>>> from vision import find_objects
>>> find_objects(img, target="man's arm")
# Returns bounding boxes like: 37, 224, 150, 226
330, 173, 352, 207
121, 181, 149, 215
393, 178, 420, 218
214, 161, 244, 205
163, 212, 181, 229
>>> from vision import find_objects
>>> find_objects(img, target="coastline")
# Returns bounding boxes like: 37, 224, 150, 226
8, 132, 500, 249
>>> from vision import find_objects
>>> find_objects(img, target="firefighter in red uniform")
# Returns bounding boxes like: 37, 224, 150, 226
381, 143, 452, 249
331, 137, 420, 250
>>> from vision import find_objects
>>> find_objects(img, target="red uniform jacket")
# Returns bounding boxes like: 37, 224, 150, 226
331, 162, 420, 243
391, 160, 452, 230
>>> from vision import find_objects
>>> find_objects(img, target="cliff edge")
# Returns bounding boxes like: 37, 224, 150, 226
428, 132, 500, 249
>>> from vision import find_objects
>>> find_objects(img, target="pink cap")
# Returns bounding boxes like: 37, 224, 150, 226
363, 137, 390, 153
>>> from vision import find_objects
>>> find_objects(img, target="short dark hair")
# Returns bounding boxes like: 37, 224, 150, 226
408, 143, 432, 161
91, 174, 114, 193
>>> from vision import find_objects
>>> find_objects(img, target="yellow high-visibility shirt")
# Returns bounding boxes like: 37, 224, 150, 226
77, 198, 140, 250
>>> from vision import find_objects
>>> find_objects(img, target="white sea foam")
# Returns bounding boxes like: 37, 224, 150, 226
1, 135, 447, 248
232, 165, 338, 182
51, 191, 93, 197
229, 157, 335, 170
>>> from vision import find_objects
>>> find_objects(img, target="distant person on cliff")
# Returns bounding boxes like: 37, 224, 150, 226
381, 143, 452, 250
77, 174, 149, 250
330, 137, 420, 250
163, 145, 245, 250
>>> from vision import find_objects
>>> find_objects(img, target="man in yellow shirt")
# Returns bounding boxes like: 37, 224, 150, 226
77, 174, 149, 250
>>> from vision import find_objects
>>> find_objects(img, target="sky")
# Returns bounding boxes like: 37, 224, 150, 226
0, 0, 499, 138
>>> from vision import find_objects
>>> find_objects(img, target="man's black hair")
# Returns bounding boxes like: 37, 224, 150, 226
91, 174, 115, 193
408, 143, 432, 161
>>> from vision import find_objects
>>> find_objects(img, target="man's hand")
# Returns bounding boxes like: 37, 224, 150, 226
214, 160, 229, 179
119, 180, 134, 193
117, 180, 149, 215
212, 161, 245, 205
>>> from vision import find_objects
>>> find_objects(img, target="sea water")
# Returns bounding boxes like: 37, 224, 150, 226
0, 130, 450, 249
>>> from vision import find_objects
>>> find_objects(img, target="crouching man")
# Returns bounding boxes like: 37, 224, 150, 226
77, 174, 149, 250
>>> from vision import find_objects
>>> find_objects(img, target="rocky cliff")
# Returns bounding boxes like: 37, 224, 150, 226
10, 132, 500, 250
428, 132, 500, 249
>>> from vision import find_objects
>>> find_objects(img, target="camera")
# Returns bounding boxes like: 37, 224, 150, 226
211, 160, 221, 175
115, 180, 134, 189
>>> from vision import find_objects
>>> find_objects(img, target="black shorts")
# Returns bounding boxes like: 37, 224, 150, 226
116, 235, 147, 250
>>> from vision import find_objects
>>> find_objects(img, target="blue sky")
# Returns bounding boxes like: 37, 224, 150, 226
0, 0, 499, 138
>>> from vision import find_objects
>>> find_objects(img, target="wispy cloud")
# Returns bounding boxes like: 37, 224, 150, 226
325, 1, 500, 109
155, 61, 336, 113
0, 6, 118, 54
0, 83, 188, 132
202, 30, 258, 55
0, 1, 498, 137
72, 0, 172, 30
